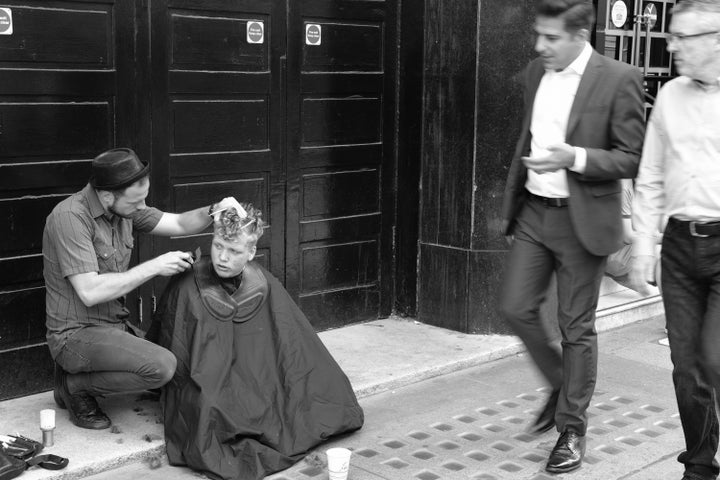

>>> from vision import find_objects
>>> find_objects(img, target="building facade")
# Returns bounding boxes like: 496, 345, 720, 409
0, 0, 673, 399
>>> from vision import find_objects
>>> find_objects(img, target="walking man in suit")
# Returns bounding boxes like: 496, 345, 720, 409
499, 0, 645, 473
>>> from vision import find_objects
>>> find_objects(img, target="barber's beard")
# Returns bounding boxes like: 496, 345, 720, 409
108, 201, 131, 219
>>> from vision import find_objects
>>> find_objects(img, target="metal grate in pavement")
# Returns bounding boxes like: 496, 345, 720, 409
268, 387, 681, 480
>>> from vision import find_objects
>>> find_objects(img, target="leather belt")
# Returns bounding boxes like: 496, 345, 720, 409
670, 217, 720, 237
528, 192, 569, 208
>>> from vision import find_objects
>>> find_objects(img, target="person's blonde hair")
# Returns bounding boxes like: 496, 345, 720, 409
214, 203, 265, 247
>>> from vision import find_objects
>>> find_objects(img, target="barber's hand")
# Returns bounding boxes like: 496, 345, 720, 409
630, 255, 656, 295
212, 197, 246, 221
521, 143, 575, 173
152, 251, 194, 277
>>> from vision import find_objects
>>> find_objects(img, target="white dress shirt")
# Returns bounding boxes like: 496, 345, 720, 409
633, 76, 720, 256
525, 43, 591, 198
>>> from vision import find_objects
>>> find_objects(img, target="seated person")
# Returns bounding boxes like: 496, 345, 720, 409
604, 180, 638, 290
155, 202, 364, 480
605, 179, 662, 292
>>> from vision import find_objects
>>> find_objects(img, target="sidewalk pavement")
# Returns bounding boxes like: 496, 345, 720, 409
0, 289, 664, 480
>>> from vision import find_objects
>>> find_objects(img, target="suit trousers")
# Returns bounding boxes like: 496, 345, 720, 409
662, 218, 720, 480
500, 196, 606, 435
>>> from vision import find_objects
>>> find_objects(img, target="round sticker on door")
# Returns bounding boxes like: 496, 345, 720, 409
0, 8, 13, 35
611, 0, 628, 29
247, 20, 264, 44
305, 24, 321, 46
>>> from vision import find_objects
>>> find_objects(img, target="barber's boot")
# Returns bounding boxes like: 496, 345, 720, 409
54, 363, 111, 430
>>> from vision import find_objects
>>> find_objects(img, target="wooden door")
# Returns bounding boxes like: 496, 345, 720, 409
149, 0, 397, 330
145, 0, 287, 328
284, 0, 397, 329
0, 0, 139, 399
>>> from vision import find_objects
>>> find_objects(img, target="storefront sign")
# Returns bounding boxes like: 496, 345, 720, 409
611, 1, 628, 29
644, 3, 658, 30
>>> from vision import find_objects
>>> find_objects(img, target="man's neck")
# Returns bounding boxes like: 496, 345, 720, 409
692, 74, 720, 90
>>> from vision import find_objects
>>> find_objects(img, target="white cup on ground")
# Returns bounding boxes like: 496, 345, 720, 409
326, 447, 352, 480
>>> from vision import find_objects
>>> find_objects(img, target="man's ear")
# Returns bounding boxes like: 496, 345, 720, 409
249, 245, 257, 262
97, 190, 114, 208
575, 28, 589, 42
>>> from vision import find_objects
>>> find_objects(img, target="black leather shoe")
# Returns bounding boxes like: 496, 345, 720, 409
546, 430, 586, 474
682, 474, 714, 480
528, 389, 559, 435
54, 363, 111, 430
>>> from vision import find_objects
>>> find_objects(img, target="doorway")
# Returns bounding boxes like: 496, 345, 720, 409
145, 0, 398, 330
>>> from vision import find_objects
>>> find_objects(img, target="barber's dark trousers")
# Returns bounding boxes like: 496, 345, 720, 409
662, 217, 720, 480
54, 324, 176, 396
500, 196, 606, 435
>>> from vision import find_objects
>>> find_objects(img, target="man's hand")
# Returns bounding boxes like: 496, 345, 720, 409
630, 255, 656, 295
212, 197, 246, 221
151, 251, 195, 277
521, 143, 575, 173
68, 250, 195, 307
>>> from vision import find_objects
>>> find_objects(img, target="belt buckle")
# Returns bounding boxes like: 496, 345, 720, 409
689, 221, 710, 238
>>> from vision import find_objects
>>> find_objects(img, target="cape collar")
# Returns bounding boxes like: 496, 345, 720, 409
193, 258, 268, 322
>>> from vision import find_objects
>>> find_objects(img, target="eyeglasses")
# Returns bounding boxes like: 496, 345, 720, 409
667, 30, 720, 42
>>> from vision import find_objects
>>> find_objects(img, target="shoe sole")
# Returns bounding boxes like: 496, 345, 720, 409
546, 462, 582, 474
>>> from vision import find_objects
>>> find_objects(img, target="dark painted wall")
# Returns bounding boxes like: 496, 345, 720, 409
418, 1, 535, 333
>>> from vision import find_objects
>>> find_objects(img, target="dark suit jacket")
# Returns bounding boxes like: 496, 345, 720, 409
501, 50, 645, 256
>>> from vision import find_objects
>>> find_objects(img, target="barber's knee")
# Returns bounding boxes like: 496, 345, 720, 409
150, 349, 177, 387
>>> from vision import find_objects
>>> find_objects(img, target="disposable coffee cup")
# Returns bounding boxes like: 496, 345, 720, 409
326, 447, 352, 480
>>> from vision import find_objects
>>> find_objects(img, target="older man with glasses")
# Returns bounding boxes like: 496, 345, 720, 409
632, 1, 720, 479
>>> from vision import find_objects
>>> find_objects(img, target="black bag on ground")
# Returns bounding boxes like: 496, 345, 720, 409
0, 434, 68, 478
0, 450, 25, 480
0, 435, 42, 461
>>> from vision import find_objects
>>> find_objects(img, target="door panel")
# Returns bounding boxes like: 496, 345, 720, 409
286, 0, 396, 329
0, 0, 137, 400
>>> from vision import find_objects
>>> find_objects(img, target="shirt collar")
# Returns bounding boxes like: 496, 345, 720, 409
554, 42, 592, 76
691, 76, 720, 92
83, 183, 108, 219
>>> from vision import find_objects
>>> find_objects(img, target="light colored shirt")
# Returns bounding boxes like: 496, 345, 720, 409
526, 43, 591, 198
43, 183, 162, 357
633, 75, 720, 257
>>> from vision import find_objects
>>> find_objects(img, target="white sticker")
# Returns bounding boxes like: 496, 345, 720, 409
611, 1, 628, 29
305, 24, 321, 46
0, 8, 13, 35
247, 20, 264, 44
